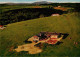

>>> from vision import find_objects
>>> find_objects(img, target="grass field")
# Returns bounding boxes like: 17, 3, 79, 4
0, 5, 51, 13
0, 5, 34, 12
0, 12, 80, 57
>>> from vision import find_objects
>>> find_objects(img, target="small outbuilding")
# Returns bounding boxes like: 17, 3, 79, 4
0, 25, 6, 30
58, 6, 61, 8
51, 14, 60, 16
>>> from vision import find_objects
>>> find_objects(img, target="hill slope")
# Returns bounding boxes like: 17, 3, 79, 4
0, 13, 80, 57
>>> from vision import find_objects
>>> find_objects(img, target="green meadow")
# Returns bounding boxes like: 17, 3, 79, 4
0, 12, 80, 57
0, 5, 51, 13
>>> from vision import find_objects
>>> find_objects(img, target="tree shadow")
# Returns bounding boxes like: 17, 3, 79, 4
24, 40, 32, 44
62, 33, 69, 39
55, 41, 63, 45
55, 33, 69, 45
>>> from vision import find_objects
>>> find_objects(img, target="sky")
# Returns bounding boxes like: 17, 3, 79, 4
0, 0, 80, 3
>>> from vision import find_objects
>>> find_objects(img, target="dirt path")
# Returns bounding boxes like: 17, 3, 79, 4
14, 37, 42, 54
14, 37, 49, 54
14, 42, 42, 54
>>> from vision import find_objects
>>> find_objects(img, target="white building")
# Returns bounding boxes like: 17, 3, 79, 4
51, 14, 60, 16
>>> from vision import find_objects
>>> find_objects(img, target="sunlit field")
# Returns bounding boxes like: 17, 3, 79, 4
0, 12, 80, 56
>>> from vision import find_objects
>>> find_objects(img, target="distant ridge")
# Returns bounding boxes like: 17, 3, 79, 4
0, 1, 80, 4
0, 1, 53, 5
32, 1, 53, 4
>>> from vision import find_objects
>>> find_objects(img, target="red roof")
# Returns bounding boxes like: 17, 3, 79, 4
0, 25, 3, 27
33, 36, 38, 37
51, 38, 57, 39
46, 39, 58, 44
40, 38, 47, 41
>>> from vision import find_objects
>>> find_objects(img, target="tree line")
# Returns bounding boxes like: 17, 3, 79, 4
0, 8, 65, 25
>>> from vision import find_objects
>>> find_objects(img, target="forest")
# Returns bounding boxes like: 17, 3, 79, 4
0, 8, 66, 25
